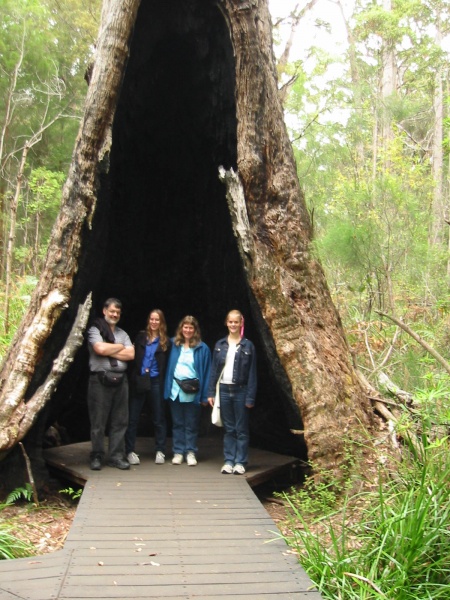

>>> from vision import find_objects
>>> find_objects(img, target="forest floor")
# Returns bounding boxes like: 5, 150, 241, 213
2, 483, 77, 555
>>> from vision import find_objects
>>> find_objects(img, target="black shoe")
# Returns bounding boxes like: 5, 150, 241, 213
90, 456, 102, 470
107, 458, 130, 470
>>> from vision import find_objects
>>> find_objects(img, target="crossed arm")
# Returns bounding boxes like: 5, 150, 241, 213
93, 341, 135, 361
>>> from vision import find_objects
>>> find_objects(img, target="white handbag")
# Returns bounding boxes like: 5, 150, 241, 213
211, 369, 224, 427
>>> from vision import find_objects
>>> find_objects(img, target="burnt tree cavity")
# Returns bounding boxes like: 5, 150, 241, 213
48, 1, 304, 457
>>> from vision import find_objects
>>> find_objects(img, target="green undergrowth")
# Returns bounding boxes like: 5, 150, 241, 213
278, 400, 450, 599
0, 485, 35, 560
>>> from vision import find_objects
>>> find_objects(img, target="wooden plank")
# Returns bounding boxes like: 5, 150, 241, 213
58, 581, 316, 598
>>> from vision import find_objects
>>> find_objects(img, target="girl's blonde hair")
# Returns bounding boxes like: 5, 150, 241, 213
146, 309, 169, 351
225, 309, 245, 337
174, 315, 202, 347
225, 309, 243, 324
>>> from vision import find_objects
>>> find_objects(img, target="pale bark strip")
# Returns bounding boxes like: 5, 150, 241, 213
222, 0, 373, 474
0, 0, 141, 450
0, 295, 92, 450
218, 167, 253, 264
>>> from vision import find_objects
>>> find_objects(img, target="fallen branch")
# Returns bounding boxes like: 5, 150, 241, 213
377, 372, 414, 406
375, 310, 450, 375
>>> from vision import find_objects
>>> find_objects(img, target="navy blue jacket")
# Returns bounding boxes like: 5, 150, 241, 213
207, 337, 257, 406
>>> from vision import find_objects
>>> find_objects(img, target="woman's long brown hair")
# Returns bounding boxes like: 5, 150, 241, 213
146, 309, 169, 351
174, 315, 202, 347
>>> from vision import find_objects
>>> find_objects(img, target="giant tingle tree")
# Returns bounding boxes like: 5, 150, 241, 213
0, 0, 373, 483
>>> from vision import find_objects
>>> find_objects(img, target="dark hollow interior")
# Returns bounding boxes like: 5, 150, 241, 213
37, 0, 305, 460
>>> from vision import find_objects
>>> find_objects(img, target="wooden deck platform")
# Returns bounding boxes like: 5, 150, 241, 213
0, 438, 322, 599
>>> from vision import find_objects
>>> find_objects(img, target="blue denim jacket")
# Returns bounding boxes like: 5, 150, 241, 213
207, 337, 257, 406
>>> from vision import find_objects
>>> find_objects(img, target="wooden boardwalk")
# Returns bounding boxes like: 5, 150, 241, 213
0, 438, 322, 599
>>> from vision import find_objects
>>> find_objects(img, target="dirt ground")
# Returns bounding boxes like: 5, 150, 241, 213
2, 485, 77, 555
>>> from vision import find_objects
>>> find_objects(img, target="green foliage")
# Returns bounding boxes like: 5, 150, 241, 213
0, 527, 34, 560
0, 0, 101, 289
28, 168, 65, 218
3, 484, 33, 507
0, 485, 35, 560
280, 405, 450, 599
0, 276, 37, 361
282, 0, 449, 323
279, 479, 339, 519
60, 486, 82, 501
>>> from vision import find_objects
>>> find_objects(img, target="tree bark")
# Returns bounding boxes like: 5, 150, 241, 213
221, 0, 373, 475
0, 0, 374, 477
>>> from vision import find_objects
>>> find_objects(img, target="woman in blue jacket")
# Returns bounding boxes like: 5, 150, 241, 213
207, 310, 257, 475
164, 315, 211, 466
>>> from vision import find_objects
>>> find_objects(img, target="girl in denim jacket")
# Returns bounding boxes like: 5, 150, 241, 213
207, 310, 257, 475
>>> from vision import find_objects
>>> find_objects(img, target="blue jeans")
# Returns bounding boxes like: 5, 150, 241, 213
125, 378, 166, 454
220, 384, 249, 466
88, 373, 129, 461
169, 399, 201, 455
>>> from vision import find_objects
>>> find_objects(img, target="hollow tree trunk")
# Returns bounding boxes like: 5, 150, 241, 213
0, 0, 373, 477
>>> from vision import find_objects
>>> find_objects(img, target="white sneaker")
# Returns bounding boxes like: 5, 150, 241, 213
233, 464, 246, 475
186, 452, 197, 466
172, 453, 184, 465
221, 463, 233, 474
155, 451, 165, 464
127, 452, 140, 465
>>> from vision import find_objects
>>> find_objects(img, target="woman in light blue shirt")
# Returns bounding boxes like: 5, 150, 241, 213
164, 315, 211, 466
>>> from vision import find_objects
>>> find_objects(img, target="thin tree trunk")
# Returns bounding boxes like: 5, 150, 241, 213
430, 24, 444, 247
4, 142, 30, 334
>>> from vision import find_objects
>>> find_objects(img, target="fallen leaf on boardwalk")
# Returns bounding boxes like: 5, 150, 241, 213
150, 561, 160, 566
135, 548, 142, 552
89, 547, 96, 550
98, 561, 104, 566
116, 483, 122, 487
148, 552, 157, 556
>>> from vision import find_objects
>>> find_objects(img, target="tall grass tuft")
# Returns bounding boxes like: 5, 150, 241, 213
280, 411, 450, 599
0, 528, 34, 560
